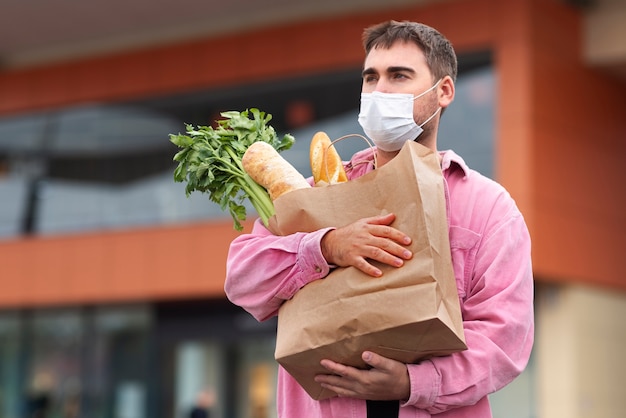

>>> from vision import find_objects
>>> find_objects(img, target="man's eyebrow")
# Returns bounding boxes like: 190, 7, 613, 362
361, 66, 416, 77
387, 66, 416, 74
362, 67, 376, 77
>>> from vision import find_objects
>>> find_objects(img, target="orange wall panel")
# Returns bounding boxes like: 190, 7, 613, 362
528, 0, 626, 288
0, 221, 250, 308
492, 0, 535, 221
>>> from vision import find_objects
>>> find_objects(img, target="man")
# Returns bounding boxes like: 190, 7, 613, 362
225, 20, 534, 417
188, 389, 215, 418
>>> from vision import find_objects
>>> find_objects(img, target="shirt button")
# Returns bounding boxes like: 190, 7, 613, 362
314, 265, 322, 273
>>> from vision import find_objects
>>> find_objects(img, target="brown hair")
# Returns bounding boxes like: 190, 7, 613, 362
362, 20, 458, 82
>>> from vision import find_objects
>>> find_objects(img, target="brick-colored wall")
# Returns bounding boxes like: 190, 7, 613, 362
525, 0, 625, 287
0, 220, 247, 307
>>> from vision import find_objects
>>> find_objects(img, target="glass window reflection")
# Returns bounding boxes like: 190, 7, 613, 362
28, 309, 83, 418
91, 305, 152, 418
0, 313, 22, 418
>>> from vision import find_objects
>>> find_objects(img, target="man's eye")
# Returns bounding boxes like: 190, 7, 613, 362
393, 73, 408, 79
363, 75, 378, 83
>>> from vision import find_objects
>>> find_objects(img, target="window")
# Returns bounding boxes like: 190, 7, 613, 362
0, 313, 22, 418
0, 55, 496, 236
235, 337, 278, 418
27, 309, 83, 418
0, 306, 154, 418
91, 306, 152, 418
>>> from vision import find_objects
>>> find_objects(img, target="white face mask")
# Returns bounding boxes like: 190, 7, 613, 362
358, 80, 442, 152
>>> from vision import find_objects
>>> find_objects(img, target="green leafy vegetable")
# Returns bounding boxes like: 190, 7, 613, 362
170, 108, 295, 231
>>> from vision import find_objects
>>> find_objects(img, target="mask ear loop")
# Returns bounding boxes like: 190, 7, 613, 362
323, 133, 377, 181
413, 78, 443, 101
419, 106, 442, 128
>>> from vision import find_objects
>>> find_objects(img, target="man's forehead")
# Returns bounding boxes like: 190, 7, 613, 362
365, 42, 425, 64
364, 46, 425, 72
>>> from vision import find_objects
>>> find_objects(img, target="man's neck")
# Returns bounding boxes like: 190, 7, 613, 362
375, 138, 439, 168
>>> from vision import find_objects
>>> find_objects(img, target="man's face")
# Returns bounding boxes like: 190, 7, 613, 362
361, 41, 439, 129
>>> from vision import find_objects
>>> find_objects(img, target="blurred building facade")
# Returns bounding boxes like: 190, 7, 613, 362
0, 0, 625, 417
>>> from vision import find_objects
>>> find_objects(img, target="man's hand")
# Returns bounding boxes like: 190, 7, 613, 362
320, 213, 412, 277
314, 351, 411, 401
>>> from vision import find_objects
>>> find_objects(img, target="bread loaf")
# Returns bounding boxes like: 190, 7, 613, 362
242, 141, 310, 200
309, 131, 348, 185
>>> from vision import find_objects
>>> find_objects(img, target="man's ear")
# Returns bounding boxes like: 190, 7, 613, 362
438, 75, 455, 109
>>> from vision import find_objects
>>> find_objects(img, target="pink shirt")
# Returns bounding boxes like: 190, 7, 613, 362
225, 147, 534, 417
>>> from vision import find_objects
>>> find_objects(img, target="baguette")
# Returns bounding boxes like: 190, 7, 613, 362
242, 141, 310, 200
310, 131, 348, 185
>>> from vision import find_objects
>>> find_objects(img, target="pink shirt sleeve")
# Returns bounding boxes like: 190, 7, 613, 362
224, 218, 335, 321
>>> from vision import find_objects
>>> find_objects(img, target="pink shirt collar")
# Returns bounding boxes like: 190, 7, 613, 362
346, 144, 471, 179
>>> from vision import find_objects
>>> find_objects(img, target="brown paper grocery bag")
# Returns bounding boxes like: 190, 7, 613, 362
270, 141, 466, 400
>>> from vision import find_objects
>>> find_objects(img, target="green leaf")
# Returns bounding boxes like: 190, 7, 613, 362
169, 133, 194, 148
169, 109, 296, 230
